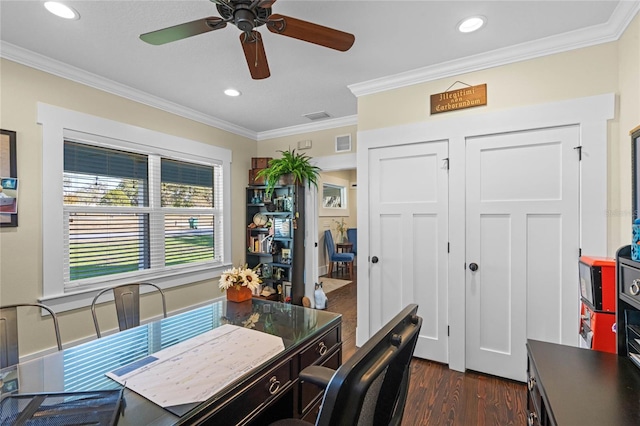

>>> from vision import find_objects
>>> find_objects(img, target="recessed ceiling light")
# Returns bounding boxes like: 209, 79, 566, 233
224, 88, 241, 97
44, 2, 80, 20
458, 16, 486, 33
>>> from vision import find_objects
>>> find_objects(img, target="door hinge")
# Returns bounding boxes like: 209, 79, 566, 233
447, 242, 450, 253
574, 146, 582, 161
464, 262, 466, 270
579, 247, 582, 257
447, 326, 450, 337
443, 158, 449, 170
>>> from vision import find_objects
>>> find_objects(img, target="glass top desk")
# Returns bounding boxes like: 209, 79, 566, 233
0, 299, 342, 425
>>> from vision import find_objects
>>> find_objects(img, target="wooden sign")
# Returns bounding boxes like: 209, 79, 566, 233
430, 84, 487, 115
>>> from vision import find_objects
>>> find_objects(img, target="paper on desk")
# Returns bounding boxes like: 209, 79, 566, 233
106, 324, 285, 408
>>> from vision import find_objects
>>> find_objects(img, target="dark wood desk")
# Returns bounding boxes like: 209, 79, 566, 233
0, 299, 342, 425
526, 339, 640, 425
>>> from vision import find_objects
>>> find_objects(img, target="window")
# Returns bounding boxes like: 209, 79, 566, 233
63, 143, 220, 286
318, 174, 349, 217
322, 183, 346, 209
39, 103, 231, 312
64, 142, 151, 282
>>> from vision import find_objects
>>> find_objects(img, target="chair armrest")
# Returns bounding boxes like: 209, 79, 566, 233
299, 365, 336, 388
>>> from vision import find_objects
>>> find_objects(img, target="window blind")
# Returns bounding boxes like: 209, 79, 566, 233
160, 158, 217, 266
164, 214, 214, 266
64, 142, 148, 206
64, 142, 150, 283
67, 213, 150, 281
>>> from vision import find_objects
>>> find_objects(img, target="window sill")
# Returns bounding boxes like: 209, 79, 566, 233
40, 264, 229, 313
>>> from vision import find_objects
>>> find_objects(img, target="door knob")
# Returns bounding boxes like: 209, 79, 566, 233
371, 256, 379, 263
469, 263, 479, 271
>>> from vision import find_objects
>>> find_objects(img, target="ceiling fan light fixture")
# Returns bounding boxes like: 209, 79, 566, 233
44, 1, 80, 20
458, 16, 486, 33
224, 88, 241, 97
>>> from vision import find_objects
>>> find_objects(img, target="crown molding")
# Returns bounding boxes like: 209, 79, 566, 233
256, 115, 358, 141
0, 41, 258, 140
349, 0, 640, 98
3, 1, 638, 140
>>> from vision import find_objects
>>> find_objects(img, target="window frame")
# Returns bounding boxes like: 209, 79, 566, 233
318, 174, 349, 217
39, 103, 232, 313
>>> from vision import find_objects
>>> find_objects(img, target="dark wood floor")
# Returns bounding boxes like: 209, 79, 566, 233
322, 270, 528, 426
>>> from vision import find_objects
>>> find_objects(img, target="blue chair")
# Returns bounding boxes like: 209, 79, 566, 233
324, 230, 355, 279
346, 228, 357, 256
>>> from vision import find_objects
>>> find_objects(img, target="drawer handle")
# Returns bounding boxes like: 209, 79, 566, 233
527, 411, 538, 426
527, 376, 536, 391
631, 280, 640, 296
268, 376, 281, 395
318, 341, 328, 356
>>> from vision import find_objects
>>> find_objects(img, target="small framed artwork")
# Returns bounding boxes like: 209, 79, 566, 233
281, 248, 291, 264
262, 263, 272, 279
0, 129, 18, 227
283, 281, 292, 302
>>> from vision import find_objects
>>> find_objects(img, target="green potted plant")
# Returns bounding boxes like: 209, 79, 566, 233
255, 149, 321, 197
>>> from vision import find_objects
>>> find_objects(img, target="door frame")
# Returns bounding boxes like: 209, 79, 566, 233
357, 93, 614, 372
310, 153, 357, 307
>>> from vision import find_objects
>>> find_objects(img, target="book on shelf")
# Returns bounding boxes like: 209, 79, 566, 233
249, 235, 273, 253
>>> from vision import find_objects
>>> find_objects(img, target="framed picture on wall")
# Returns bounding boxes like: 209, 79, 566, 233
0, 129, 18, 227
632, 125, 640, 223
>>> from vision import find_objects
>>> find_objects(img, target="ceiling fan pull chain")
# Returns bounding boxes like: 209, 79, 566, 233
255, 33, 259, 67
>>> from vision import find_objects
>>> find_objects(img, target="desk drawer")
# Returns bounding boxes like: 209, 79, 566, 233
299, 327, 340, 371
214, 358, 294, 425
527, 361, 542, 420
527, 349, 554, 426
619, 262, 640, 309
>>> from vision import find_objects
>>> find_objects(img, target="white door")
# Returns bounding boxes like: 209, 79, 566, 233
465, 126, 580, 381
369, 140, 449, 363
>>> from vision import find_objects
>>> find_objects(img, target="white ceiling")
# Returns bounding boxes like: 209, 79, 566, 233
1, 1, 637, 140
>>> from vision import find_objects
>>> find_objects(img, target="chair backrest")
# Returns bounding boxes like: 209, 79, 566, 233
0, 303, 62, 368
315, 304, 422, 426
91, 283, 167, 338
324, 230, 336, 258
346, 228, 357, 255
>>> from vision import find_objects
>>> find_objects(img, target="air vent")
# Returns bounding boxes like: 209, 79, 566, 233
303, 111, 331, 121
335, 134, 351, 152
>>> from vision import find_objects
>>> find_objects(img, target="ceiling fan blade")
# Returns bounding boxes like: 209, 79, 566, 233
256, 0, 277, 7
140, 17, 226, 45
267, 14, 355, 52
240, 31, 271, 80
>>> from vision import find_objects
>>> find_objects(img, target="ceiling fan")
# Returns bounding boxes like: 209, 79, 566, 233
140, 0, 355, 80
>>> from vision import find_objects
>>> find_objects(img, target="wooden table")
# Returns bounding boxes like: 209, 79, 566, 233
334, 242, 354, 278
336, 242, 353, 253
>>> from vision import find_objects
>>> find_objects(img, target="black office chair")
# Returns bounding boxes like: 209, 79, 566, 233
271, 304, 422, 426
0, 303, 63, 368
91, 283, 167, 338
